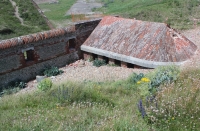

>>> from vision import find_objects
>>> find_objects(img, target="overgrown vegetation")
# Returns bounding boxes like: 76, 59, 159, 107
144, 68, 200, 130
97, 0, 200, 29
37, 78, 52, 91
43, 66, 64, 77
0, 0, 49, 40
0, 81, 26, 97
93, 58, 107, 67
1, 66, 199, 130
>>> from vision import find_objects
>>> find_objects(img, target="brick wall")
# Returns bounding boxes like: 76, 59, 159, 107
0, 18, 101, 88
75, 18, 101, 58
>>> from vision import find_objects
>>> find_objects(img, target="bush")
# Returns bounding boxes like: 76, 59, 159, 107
148, 66, 180, 94
37, 78, 52, 91
129, 73, 144, 84
93, 58, 106, 67
129, 73, 151, 97
43, 66, 63, 77
0, 81, 26, 96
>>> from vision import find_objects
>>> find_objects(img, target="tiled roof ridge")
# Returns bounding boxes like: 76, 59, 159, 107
100, 16, 168, 26
0, 26, 75, 49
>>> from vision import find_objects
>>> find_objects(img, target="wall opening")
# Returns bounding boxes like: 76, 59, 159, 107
103, 56, 109, 63
92, 54, 98, 60
69, 38, 76, 49
68, 38, 76, 53
127, 63, 134, 68
24, 49, 35, 62
114, 59, 121, 66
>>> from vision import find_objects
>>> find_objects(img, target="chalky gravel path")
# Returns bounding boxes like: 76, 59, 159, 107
9, 0, 25, 25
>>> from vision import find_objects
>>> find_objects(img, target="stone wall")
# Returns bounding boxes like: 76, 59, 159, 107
75, 18, 101, 58
0, 18, 101, 88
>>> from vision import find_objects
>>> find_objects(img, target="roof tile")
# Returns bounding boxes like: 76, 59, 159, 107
0, 26, 75, 49
82, 16, 197, 62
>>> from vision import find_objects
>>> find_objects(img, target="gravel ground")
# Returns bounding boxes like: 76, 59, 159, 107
66, 0, 102, 15
53, 60, 151, 83
19, 60, 152, 94
33, 0, 55, 4
181, 27, 200, 69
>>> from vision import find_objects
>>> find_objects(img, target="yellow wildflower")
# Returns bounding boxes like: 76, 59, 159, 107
172, 117, 175, 120
141, 77, 150, 82
137, 81, 141, 84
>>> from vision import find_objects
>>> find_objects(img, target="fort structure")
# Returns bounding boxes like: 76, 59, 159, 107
0, 16, 197, 88
0, 19, 101, 87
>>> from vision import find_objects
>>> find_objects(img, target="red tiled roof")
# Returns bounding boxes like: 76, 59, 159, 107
82, 16, 197, 63
0, 26, 75, 49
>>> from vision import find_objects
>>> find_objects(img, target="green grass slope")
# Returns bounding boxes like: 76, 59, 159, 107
38, 0, 77, 27
98, 0, 200, 30
1, 66, 200, 130
0, 0, 49, 40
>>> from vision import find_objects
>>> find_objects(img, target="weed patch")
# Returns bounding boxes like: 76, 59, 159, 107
43, 66, 63, 77
93, 58, 107, 67
37, 78, 53, 91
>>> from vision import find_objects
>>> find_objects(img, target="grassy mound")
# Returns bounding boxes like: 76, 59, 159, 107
0, 0, 49, 40
98, 0, 200, 30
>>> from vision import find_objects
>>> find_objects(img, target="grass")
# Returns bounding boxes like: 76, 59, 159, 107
0, 0, 49, 40
38, 0, 77, 27
97, 0, 200, 30
145, 68, 200, 130
1, 66, 200, 130
0, 80, 150, 130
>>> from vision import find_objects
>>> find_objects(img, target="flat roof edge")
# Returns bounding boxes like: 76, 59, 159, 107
81, 45, 184, 68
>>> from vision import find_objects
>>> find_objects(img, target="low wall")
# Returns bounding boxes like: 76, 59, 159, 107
0, 18, 101, 88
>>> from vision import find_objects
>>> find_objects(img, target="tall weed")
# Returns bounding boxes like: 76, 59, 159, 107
145, 68, 200, 130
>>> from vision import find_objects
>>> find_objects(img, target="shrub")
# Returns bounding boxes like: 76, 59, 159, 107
0, 81, 26, 96
148, 66, 180, 94
43, 66, 63, 77
93, 58, 106, 67
37, 78, 52, 91
1, 87, 21, 96
129, 73, 144, 84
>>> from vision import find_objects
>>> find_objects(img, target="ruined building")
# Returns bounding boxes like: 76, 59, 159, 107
0, 16, 197, 87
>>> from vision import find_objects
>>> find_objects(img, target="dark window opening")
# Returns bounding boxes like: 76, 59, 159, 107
24, 50, 34, 62
69, 39, 76, 49
68, 39, 76, 52
127, 63, 135, 68
103, 56, 109, 63
114, 59, 121, 66
92, 54, 98, 60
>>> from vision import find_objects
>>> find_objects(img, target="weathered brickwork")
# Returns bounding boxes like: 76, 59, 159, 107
0, 52, 78, 86
75, 19, 101, 58
0, 55, 22, 74
36, 40, 68, 60
0, 19, 101, 88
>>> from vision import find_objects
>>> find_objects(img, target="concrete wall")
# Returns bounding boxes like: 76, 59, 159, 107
0, 18, 101, 89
